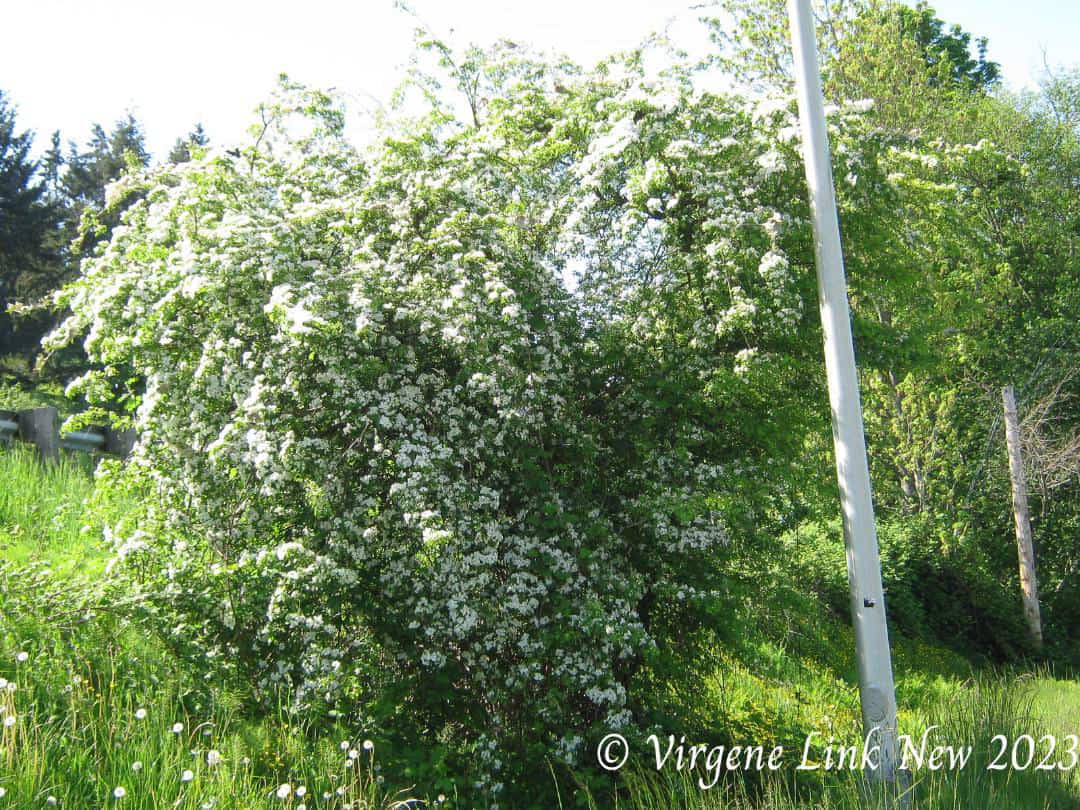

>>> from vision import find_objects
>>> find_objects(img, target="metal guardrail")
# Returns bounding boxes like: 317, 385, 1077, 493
0, 407, 134, 461
61, 429, 107, 453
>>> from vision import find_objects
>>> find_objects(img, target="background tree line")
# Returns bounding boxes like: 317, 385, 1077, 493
706, 0, 1078, 660
0, 100, 206, 373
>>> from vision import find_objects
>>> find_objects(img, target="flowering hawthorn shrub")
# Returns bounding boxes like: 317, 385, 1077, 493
47, 46, 978, 801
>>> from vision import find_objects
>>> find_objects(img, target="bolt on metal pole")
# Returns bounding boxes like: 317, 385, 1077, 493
786, 0, 900, 782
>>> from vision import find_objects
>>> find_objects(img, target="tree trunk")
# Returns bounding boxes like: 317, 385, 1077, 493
1002, 385, 1043, 651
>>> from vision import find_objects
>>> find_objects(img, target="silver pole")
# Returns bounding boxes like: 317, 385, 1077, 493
786, 0, 900, 781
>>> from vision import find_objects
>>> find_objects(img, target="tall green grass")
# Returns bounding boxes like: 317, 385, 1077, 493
572, 674, 1078, 809
0, 448, 423, 808
0, 653, 419, 809
1, 446, 1076, 808
0, 446, 102, 574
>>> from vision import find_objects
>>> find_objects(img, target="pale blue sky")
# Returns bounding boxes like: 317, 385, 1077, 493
1, 0, 1076, 160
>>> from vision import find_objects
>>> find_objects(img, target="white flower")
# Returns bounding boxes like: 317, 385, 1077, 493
3, 715, 15, 727
295, 786, 306, 797
276, 784, 292, 800
15, 651, 28, 663
362, 739, 374, 751
113, 787, 127, 799
47, 797, 58, 806
132, 761, 143, 772
207, 750, 222, 766
172, 722, 184, 734
0, 787, 6, 798
181, 770, 194, 783
134, 708, 147, 720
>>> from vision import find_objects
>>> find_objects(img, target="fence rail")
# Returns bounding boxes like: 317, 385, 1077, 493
0, 407, 135, 461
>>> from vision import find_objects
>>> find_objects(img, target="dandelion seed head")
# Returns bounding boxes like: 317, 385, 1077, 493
113, 786, 127, 799
172, 722, 184, 733
276, 784, 292, 800
181, 769, 194, 783
134, 708, 147, 720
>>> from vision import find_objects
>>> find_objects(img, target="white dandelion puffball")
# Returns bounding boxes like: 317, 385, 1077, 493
113, 786, 127, 799
181, 770, 194, 783
276, 784, 292, 800
172, 722, 184, 734
207, 750, 222, 766
135, 708, 147, 720
132, 761, 143, 772
362, 739, 374, 751
15, 651, 28, 663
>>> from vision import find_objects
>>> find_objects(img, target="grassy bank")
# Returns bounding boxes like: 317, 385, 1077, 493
1, 447, 1076, 808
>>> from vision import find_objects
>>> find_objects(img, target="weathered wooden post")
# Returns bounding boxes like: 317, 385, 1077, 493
17, 406, 61, 462
104, 425, 139, 458
1002, 384, 1043, 650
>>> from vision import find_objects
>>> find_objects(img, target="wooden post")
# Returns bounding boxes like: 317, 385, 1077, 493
104, 426, 138, 458
1002, 385, 1043, 650
17, 406, 60, 462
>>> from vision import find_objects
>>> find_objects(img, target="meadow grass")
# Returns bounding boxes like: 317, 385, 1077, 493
0, 446, 103, 576
0, 448, 425, 808
571, 674, 1079, 809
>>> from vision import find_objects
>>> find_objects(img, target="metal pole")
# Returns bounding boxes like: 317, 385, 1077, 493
786, 0, 900, 782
